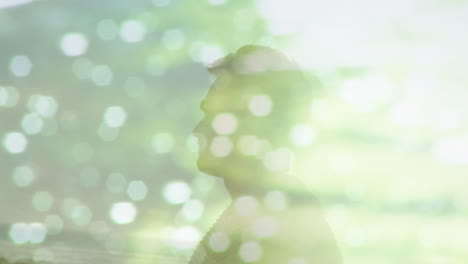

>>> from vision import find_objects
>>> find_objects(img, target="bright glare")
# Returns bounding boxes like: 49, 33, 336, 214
181, 199, 204, 221
91, 65, 113, 86
263, 148, 292, 172
120, 20, 146, 43
3, 132, 28, 154
210, 136, 233, 157
152, 133, 175, 153
248, 94, 272, 116
127, 180, 149, 201
208, 231, 230, 252
162, 29, 185, 50
264, 191, 288, 211
27, 95, 58, 118
21, 113, 44, 135
9, 55, 32, 77
289, 124, 315, 147
110, 202, 137, 224
170, 225, 201, 250
162, 181, 192, 204
9, 222, 47, 244
212, 113, 238, 135
239, 241, 262, 262
237, 135, 262, 156
96, 19, 118, 40
32, 191, 54, 212
60, 33, 89, 56
104, 106, 127, 127
234, 196, 258, 216
12, 165, 36, 187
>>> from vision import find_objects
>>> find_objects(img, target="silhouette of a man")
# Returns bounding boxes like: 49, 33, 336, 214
190, 45, 342, 264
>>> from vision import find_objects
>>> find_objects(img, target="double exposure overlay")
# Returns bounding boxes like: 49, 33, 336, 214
1, 0, 468, 263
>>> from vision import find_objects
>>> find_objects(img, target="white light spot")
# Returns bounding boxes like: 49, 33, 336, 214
60, 33, 89, 56
3, 132, 28, 154
186, 134, 199, 153
208, 231, 230, 252
0, 0, 38, 9
210, 136, 233, 157
237, 135, 262, 156
96, 19, 118, 40
248, 95, 272, 116
388, 103, 426, 126
263, 148, 292, 171
162, 29, 185, 50
212, 113, 238, 135
181, 199, 204, 221
106, 173, 127, 193
239, 241, 262, 262
127, 180, 148, 201
252, 216, 278, 238
27, 95, 58, 118
152, 133, 174, 153
97, 123, 119, 142
432, 135, 468, 165
234, 196, 258, 216
21, 113, 44, 135
9, 223, 47, 244
9, 55, 32, 77
170, 226, 200, 250
29, 223, 47, 244
0, 86, 20, 107
9, 223, 29, 244
61, 198, 81, 219
12, 165, 36, 187
162, 181, 191, 204
71, 205, 93, 226
289, 124, 315, 147
190, 43, 224, 64
120, 20, 146, 43
338, 76, 394, 112
32, 191, 54, 212
104, 106, 127, 127
91, 65, 113, 86
264, 191, 288, 211
110, 202, 137, 224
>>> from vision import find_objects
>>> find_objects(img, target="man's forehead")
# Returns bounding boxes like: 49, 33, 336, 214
201, 86, 250, 111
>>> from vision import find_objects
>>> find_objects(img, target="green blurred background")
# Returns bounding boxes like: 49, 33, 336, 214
1, 0, 468, 263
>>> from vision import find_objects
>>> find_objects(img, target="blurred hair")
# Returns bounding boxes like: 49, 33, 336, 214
208, 45, 300, 75
204, 45, 318, 147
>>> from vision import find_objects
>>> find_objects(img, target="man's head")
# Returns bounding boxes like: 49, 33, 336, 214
193, 45, 317, 185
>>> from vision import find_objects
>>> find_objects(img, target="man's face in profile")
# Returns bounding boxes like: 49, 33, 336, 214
193, 73, 238, 177
192, 71, 290, 182
192, 54, 311, 183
